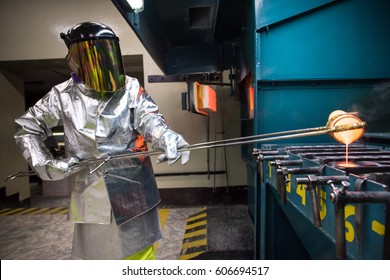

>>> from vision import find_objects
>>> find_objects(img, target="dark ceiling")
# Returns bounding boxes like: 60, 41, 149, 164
112, 0, 249, 75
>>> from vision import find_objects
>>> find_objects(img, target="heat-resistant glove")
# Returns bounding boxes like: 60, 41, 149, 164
154, 129, 190, 165
35, 156, 80, 181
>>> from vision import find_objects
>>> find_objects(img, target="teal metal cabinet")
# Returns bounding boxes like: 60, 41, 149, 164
244, 0, 390, 259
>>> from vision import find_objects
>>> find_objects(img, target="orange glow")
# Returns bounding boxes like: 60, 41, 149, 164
134, 135, 147, 152
137, 86, 145, 100
338, 162, 358, 168
328, 110, 365, 168
128, 135, 147, 160
249, 86, 254, 111
328, 110, 364, 144
249, 86, 255, 119
193, 82, 217, 115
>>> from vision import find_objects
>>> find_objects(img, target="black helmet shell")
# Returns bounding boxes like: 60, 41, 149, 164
60, 22, 118, 48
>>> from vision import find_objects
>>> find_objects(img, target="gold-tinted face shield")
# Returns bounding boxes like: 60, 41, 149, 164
66, 38, 126, 92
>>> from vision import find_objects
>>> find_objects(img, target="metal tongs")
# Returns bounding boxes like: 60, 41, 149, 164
4, 170, 36, 182
77, 120, 366, 174
4, 120, 366, 180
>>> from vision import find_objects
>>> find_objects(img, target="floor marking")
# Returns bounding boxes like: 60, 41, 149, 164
154, 208, 170, 253
0, 207, 68, 216
180, 207, 208, 260
0, 208, 12, 214
0, 208, 25, 216
13, 208, 39, 215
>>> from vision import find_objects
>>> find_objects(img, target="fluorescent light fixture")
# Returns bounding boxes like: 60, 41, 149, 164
126, 0, 144, 13
53, 132, 64, 136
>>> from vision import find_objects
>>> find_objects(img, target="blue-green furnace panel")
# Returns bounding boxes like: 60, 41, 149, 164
244, 0, 390, 259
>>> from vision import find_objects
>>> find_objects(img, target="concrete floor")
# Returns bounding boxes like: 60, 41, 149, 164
0, 194, 253, 260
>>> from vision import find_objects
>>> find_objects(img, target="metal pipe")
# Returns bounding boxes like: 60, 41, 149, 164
328, 181, 390, 260
155, 170, 226, 177
299, 175, 323, 227
285, 144, 367, 150
301, 151, 390, 157
354, 178, 366, 255
189, 125, 329, 149
270, 159, 303, 167
277, 167, 289, 204
330, 191, 390, 204
295, 175, 350, 228
276, 166, 321, 205
331, 191, 390, 260
296, 175, 350, 185
74, 122, 366, 172
285, 167, 321, 175
309, 185, 322, 227
5, 121, 366, 179
334, 202, 346, 259
191, 121, 365, 150
4, 171, 36, 182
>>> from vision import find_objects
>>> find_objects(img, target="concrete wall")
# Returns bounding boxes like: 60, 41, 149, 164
0, 0, 247, 198
0, 70, 30, 200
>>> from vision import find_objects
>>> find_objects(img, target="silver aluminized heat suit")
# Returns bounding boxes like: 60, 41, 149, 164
14, 75, 182, 258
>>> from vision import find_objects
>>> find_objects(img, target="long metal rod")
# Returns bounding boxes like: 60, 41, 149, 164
4, 171, 36, 182
187, 125, 329, 149
76, 122, 366, 170
5, 121, 366, 179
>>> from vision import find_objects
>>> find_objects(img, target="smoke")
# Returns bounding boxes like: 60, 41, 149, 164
350, 80, 390, 124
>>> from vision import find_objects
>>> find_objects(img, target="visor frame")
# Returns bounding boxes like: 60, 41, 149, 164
60, 22, 119, 49
66, 38, 126, 92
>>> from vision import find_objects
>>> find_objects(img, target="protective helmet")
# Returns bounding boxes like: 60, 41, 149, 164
60, 22, 126, 92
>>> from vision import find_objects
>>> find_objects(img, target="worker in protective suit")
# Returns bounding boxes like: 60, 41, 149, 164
14, 22, 190, 260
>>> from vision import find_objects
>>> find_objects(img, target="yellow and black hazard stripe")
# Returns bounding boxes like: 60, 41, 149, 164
179, 207, 207, 260
0, 207, 68, 216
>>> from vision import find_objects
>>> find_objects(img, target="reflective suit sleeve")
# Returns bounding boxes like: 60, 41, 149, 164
131, 83, 189, 164
14, 87, 77, 181
131, 85, 169, 145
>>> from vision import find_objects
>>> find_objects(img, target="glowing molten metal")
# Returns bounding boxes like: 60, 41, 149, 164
327, 110, 365, 167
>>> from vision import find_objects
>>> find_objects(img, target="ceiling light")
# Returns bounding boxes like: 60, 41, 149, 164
126, 0, 144, 13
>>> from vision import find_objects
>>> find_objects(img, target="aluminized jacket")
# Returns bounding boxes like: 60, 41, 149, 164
14, 75, 166, 226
